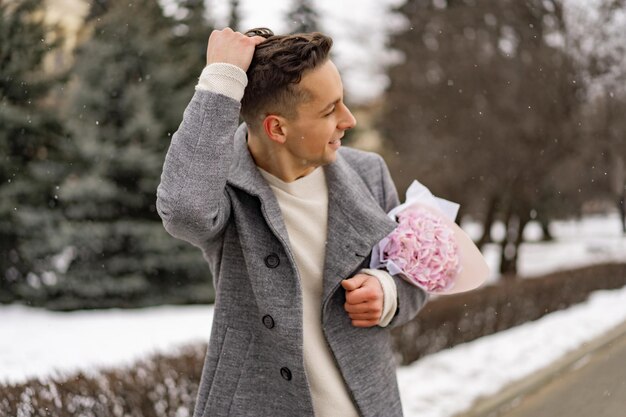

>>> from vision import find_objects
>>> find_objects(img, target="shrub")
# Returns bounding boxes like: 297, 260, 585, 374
0, 345, 205, 417
391, 262, 626, 364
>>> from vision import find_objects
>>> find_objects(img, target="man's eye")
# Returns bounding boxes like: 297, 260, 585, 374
324, 108, 335, 117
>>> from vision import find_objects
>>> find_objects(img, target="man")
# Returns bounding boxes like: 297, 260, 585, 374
156, 27, 428, 417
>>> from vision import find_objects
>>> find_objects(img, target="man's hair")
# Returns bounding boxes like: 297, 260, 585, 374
241, 28, 333, 133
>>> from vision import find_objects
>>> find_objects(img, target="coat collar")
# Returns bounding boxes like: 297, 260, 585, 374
227, 124, 292, 251
227, 124, 397, 303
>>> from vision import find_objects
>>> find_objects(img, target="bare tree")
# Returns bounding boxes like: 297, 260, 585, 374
565, 0, 626, 232
380, 0, 583, 275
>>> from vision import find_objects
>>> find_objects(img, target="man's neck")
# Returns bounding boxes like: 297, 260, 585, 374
247, 131, 317, 183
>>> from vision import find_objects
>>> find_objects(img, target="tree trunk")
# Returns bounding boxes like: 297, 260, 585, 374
0, 241, 20, 301
499, 202, 531, 277
509, 211, 530, 276
499, 201, 515, 278
478, 194, 498, 249
539, 217, 554, 241
618, 193, 626, 234
609, 153, 625, 234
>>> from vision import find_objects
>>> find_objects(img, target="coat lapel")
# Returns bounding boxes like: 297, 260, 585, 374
321, 154, 397, 304
227, 124, 293, 255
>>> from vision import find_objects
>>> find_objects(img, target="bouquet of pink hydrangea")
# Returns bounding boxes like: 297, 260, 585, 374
379, 206, 461, 293
371, 180, 466, 294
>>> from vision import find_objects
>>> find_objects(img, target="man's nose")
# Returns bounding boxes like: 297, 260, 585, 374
338, 104, 357, 130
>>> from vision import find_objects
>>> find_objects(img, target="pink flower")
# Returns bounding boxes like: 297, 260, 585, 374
380, 206, 461, 293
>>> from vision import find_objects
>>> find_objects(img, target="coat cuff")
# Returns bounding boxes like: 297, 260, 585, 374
359, 268, 398, 327
195, 63, 248, 101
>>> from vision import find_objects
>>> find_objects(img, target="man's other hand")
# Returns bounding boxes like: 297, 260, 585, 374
206, 28, 266, 71
341, 274, 384, 328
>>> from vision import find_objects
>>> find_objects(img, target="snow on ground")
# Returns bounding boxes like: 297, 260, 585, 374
0, 304, 214, 384
2, 286, 626, 417
398, 285, 626, 417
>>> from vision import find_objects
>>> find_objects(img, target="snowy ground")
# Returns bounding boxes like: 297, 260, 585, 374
397, 285, 626, 417
2, 286, 626, 417
0, 304, 213, 385
1, 213, 625, 417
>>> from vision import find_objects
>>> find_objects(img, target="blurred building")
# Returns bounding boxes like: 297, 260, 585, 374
41, 0, 89, 73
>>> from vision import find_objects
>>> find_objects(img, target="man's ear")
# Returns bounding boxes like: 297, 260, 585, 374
262, 115, 288, 145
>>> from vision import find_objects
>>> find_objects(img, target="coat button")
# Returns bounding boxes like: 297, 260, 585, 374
264, 253, 280, 268
280, 367, 292, 381
262, 315, 275, 329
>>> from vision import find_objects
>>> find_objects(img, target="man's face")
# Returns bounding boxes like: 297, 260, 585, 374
282, 59, 357, 168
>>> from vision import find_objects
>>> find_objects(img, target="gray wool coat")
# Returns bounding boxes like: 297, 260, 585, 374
156, 89, 428, 417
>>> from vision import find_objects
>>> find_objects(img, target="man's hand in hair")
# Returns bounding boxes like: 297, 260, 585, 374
206, 28, 266, 71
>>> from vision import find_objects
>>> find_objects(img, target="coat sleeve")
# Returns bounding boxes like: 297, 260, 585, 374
375, 155, 430, 329
156, 90, 241, 248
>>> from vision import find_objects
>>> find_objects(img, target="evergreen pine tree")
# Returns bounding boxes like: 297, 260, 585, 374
286, 0, 320, 34
0, 0, 70, 303
43, 0, 214, 308
168, 0, 213, 119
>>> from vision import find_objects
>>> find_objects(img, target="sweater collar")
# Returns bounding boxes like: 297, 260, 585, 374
257, 165, 326, 199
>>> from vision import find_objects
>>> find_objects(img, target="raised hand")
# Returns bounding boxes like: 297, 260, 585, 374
206, 27, 266, 71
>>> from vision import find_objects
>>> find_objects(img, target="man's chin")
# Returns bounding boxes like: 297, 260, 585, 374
304, 151, 338, 169
324, 151, 338, 164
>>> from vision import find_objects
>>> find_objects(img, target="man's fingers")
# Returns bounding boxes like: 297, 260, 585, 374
345, 285, 378, 304
344, 302, 370, 314
344, 301, 382, 315
350, 319, 378, 328
250, 35, 267, 45
206, 28, 263, 70
341, 274, 369, 291
348, 312, 380, 320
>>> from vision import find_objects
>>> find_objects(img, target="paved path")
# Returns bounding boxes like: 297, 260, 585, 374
496, 330, 626, 417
